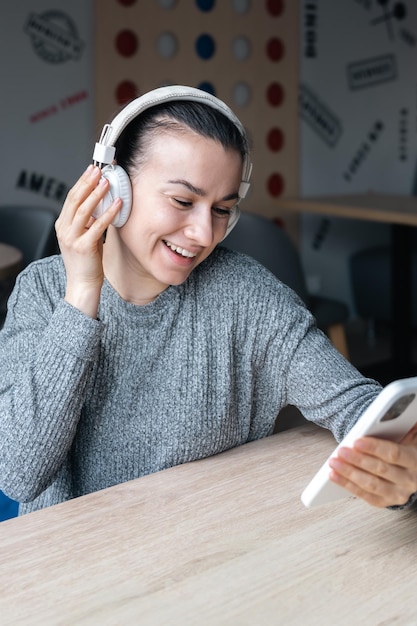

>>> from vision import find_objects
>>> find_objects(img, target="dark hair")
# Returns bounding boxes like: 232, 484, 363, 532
114, 100, 249, 177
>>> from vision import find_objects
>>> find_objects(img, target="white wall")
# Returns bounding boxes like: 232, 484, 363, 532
300, 0, 417, 313
0, 1, 93, 215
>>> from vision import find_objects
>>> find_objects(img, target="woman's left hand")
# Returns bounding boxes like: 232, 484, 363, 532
328, 424, 417, 507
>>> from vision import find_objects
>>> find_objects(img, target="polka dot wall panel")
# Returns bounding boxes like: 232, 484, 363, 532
95, 0, 299, 224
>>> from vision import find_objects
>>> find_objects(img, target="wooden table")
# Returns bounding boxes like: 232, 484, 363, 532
1, 424, 416, 625
278, 193, 417, 227
0, 242, 22, 281
278, 193, 417, 381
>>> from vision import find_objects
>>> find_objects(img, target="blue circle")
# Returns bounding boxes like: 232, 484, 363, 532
195, 0, 216, 11
195, 33, 215, 60
197, 81, 216, 95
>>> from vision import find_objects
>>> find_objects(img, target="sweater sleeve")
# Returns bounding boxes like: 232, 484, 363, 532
283, 314, 383, 442
227, 254, 383, 442
0, 260, 103, 502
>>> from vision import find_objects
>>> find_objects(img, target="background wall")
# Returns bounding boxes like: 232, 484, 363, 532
0, 1, 93, 214
94, 0, 300, 234
299, 0, 417, 313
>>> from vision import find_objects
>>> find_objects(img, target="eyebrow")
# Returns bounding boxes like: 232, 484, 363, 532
168, 179, 239, 202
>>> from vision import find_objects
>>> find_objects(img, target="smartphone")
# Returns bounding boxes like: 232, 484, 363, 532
301, 377, 417, 508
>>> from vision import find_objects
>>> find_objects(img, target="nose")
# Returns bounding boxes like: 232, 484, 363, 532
183, 205, 214, 247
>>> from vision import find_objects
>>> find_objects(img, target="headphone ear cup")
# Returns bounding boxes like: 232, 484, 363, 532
93, 165, 132, 227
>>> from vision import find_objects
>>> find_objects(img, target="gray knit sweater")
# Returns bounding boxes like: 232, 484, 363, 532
0, 247, 382, 515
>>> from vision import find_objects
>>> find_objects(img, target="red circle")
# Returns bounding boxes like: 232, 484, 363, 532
266, 37, 284, 62
267, 128, 284, 152
115, 30, 138, 57
266, 0, 284, 16
267, 173, 285, 197
266, 83, 285, 107
117, 0, 137, 5
266, 0, 285, 17
115, 80, 138, 105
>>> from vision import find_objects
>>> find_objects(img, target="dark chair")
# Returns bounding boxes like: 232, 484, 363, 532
0, 205, 58, 268
350, 240, 417, 330
0, 205, 59, 325
222, 210, 350, 359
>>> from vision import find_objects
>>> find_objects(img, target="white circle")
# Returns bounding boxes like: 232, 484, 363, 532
232, 0, 251, 14
233, 82, 251, 107
156, 32, 178, 58
232, 36, 251, 61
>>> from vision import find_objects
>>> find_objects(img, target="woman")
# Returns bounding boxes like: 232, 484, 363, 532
0, 85, 416, 515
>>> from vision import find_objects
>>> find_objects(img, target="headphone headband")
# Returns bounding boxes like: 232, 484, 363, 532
93, 85, 252, 199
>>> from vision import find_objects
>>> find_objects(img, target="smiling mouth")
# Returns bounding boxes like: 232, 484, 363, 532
164, 240, 197, 258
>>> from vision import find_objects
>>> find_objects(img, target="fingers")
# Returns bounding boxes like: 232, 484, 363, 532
328, 439, 417, 507
59, 164, 101, 223
328, 468, 407, 508
354, 436, 416, 469
56, 165, 122, 242
56, 163, 122, 266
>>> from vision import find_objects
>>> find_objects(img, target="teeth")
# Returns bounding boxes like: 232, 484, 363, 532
165, 241, 197, 258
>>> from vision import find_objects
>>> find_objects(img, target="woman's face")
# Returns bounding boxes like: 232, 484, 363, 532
110, 128, 243, 300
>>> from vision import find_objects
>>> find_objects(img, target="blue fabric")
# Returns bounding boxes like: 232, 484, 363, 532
0, 490, 18, 521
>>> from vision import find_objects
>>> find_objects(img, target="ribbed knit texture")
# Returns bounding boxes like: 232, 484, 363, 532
0, 247, 383, 515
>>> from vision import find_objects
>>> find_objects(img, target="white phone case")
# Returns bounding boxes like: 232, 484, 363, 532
301, 377, 417, 508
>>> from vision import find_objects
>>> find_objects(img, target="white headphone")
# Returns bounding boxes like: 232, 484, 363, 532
92, 85, 252, 233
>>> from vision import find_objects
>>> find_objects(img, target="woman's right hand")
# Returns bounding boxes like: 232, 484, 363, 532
55, 164, 122, 318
